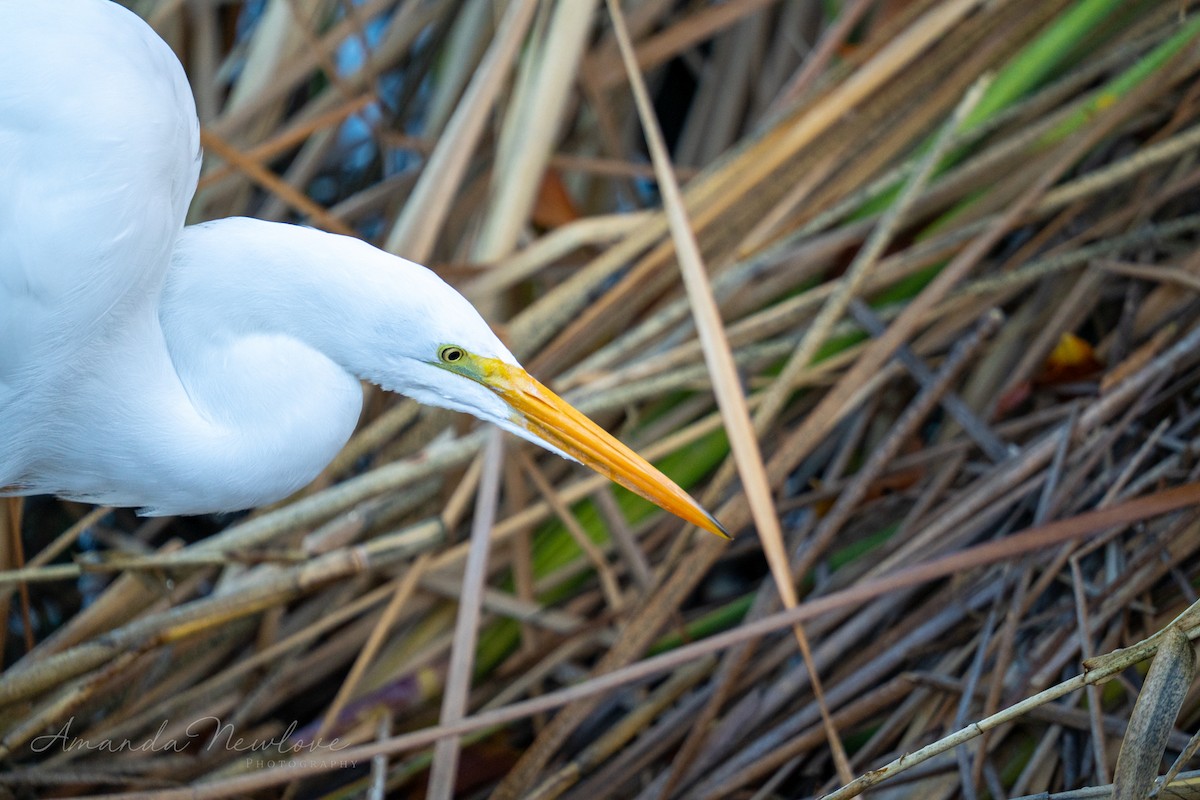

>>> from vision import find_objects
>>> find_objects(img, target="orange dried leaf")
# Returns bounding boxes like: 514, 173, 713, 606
1047, 332, 1096, 369
1039, 332, 1102, 384
532, 169, 579, 229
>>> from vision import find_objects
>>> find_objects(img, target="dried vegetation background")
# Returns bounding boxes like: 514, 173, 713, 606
6, 0, 1200, 798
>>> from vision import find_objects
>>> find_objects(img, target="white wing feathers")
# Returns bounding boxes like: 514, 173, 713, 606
0, 0, 199, 473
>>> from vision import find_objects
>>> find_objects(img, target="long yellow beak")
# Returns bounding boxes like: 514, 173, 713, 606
479, 358, 729, 539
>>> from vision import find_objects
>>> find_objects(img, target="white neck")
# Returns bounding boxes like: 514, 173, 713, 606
7, 217, 512, 514
88, 220, 381, 513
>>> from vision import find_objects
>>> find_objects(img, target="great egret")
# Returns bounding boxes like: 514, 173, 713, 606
0, 0, 726, 538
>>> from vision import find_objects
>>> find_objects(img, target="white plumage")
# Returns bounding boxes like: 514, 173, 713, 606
0, 0, 726, 537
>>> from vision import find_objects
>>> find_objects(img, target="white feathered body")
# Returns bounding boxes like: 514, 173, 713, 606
0, 0, 518, 513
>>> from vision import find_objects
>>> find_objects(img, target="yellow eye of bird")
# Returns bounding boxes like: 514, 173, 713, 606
439, 345, 466, 364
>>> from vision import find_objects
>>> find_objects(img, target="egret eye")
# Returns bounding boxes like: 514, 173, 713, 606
439, 345, 466, 365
